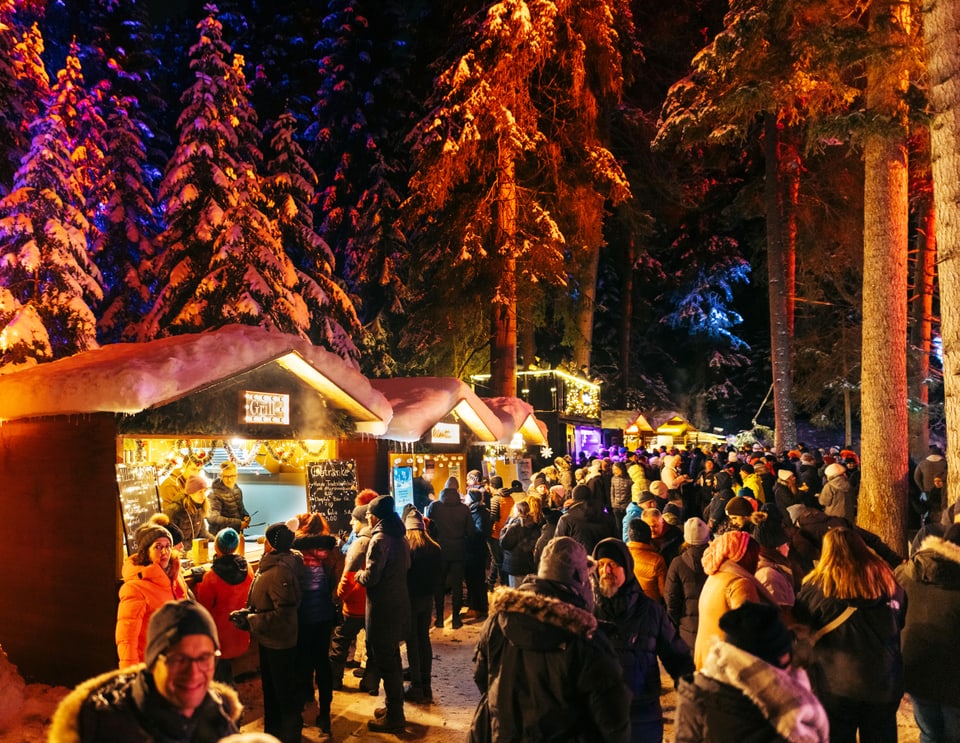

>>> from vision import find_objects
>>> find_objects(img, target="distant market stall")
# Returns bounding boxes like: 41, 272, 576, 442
481, 396, 550, 489
369, 377, 505, 508
0, 325, 391, 685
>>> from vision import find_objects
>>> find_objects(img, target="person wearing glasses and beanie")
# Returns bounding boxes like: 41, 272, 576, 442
50, 599, 241, 742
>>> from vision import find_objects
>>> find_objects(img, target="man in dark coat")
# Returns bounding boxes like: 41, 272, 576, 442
206, 460, 250, 534
50, 600, 241, 743
895, 524, 960, 741
464, 487, 492, 620
426, 477, 475, 628
469, 536, 630, 742
231, 522, 303, 743
556, 484, 618, 555
357, 495, 412, 733
592, 538, 694, 743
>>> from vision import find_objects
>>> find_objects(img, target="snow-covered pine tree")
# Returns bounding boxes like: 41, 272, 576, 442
48, 39, 108, 245
265, 110, 360, 359
142, 9, 329, 343
0, 101, 103, 367
0, 0, 27, 194
94, 93, 161, 343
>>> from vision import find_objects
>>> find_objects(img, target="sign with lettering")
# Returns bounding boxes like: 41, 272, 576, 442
430, 422, 460, 444
116, 464, 161, 553
393, 466, 414, 510
242, 391, 290, 425
305, 460, 358, 537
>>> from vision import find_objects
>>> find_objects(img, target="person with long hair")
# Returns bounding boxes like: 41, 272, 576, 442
403, 508, 442, 703
164, 474, 215, 551
793, 526, 906, 743
292, 512, 343, 735
116, 518, 190, 668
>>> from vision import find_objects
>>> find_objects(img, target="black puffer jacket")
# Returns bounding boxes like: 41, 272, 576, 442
592, 538, 694, 708
425, 487, 475, 562
609, 474, 632, 511
499, 516, 541, 577
247, 549, 303, 650
895, 535, 960, 704
50, 665, 241, 743
555, 501, 617, 555
470, 578, 629, 743
664, 543, 708, 650
206, 479, 249, 533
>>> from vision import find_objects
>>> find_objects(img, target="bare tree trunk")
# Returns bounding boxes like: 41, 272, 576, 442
908, 202, 935, 459
923, 0, 960, 514
858, 0, 910, 550
571, 187, 605, 374
782, 139, 800, 337
619, 237, 635, 395
764, 113, 798, 451
490, 152, 518, 398
518, 292, 536, 370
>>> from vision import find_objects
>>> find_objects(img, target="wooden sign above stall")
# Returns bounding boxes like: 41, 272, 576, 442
116, 464, 161, 553
430, 422, 460, 444
305, 459, 359, 539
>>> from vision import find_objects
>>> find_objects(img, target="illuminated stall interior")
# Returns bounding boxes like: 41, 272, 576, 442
480, 396, 550, 489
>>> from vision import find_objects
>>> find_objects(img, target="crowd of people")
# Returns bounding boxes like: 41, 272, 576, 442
49, 440, 960, 742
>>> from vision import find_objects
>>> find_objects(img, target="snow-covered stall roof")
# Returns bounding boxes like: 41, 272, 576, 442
370, 377, 505, 444
0, 325, 393, 434
482, 396, 549, 445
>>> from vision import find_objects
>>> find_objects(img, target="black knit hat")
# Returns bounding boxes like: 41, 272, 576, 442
265, 522, 295, 552
719, 602, 794, 666
145, 599, 219, 668
627, 518, 652, 544
352, 504, 369, 523
368, 494, 396, 520
754, 515, 789, 548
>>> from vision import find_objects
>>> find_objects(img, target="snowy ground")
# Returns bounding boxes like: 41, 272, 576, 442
0, 612, 922, 742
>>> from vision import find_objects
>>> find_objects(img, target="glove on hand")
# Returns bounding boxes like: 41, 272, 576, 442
229, 609, 251, 631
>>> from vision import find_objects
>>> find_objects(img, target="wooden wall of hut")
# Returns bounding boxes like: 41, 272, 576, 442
0, 413, 120, 684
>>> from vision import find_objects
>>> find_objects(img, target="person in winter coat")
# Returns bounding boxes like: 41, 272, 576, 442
291, 512, 343, 734
694, 530, 777, 669
469, 537, 630, 743
158, 453, 204, 511
818, 463, 855, 523
229, 522, 303, 743
206, 461, 251, 535
593, 538, 694, 742
195, 528, 254, 684
164, 474, 216, 551
487, 476, 513, 589
626, 518, 667, 603
792, 526, 906, 743
785, 504, 904, 574
116, 520, 191, 669
675, 601, 829, 743
665, 518, 711, 651
403, 509, 443, 704
425, 477, 475, 629
464, 488, 492, 620
609, 461, 633, 535
913, 444, 947, 495
704, 469, 736, 534
556, 484, 618, 555
772, 469, 806, 518
52, 600, 241, 743
643, 506, 683, 567
357, 495, 412, 733
533, 490, 564, 566
330, 505, 373, 689
895, 524, 960, 742
500, 500, 542, 586
627, 463, 651, 506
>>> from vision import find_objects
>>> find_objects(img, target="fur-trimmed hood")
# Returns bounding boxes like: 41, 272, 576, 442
700, 641, 829, 743
47, 665, 242, 743
911, 535, 960, 588
491, 579, 598, 647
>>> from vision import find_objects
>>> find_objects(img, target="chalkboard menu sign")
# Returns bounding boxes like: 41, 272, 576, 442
116, 464, 161, 553
305, 460, 358, 537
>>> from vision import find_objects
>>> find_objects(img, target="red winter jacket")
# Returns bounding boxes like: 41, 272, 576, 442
196, 554, 254, 659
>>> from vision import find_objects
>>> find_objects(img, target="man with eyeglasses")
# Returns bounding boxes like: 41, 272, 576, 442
49, 599, 242, 742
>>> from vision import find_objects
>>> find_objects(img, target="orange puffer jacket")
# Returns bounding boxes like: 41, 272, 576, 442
116, 556, 190, 669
